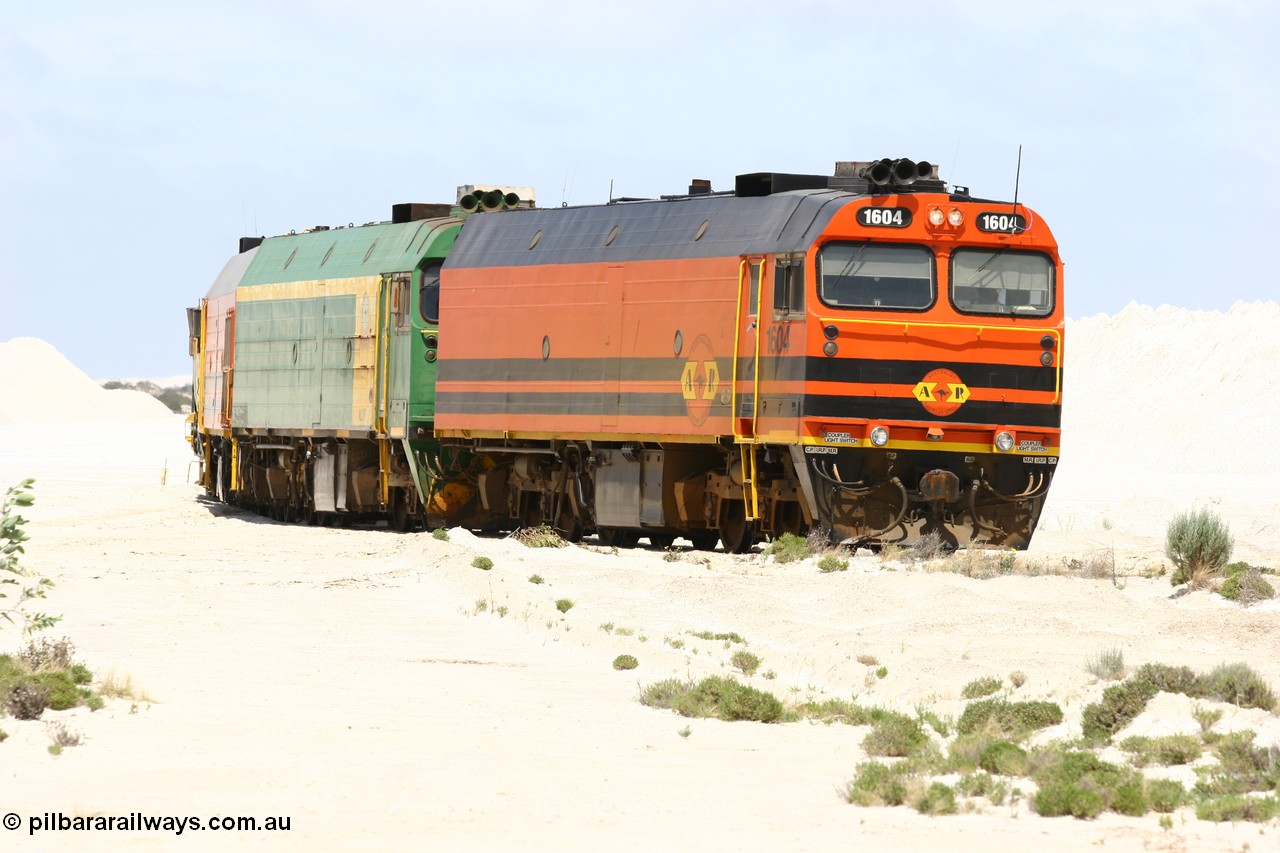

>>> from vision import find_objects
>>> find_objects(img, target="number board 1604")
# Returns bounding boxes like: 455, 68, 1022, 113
976, 211, 1027, 233
856, 207, 912, 228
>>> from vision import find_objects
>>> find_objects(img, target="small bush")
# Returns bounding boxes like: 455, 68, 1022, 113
431, 528, 449, 541
730, 650, 761, 677
765, 533, 811, 564
528, 574, 544, 584
1196, 795, 1280, 823
1009, 670, 1027, 689
914, 782, 957, 815
955, 772, 1009, 805
1119, 734, 1202, 766
554, 598, 574, 614
961, 676, 1002, 699
641, 676, 782, 723
1197, 662, 1276, 710
856, 654, 880, 666
978, 740, 1028, 776
1165, 508, 1233, 586
844, 761, 912, 806
45, 720, 81, 747
863, 713, 929, 758
29, 670, 80, 710
471, 556, 493, 570
17, 636, 77, 671
689, 630, 746, 645
1145, 779, 1186, 813
817, 554, 848, 573
1031, 750, 1144, 817
957, 698, 1063, 738
613, 654, 638, 671
514, 525, 567, 548
1034, 783, 1105, 818
1086, 647, 1125, 681
6, 680, 49, 720
1220, 568, 1275, 603
1081, 676, 1160, 742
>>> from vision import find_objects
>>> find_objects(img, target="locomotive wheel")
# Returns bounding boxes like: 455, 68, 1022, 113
647, 534, 675, 550
598, 527, 640, 548
719, 501, 754, 554
687, 532, 719, 551
391, 492, 414, 533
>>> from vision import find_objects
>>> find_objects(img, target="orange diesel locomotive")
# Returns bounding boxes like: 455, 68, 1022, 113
434, 159, 1063, 551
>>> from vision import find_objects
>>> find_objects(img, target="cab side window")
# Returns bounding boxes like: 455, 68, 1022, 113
419, 263, 442, 325
774, 256, 804, 316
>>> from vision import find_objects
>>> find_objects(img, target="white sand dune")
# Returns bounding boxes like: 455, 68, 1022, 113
0, 310, 1277, 852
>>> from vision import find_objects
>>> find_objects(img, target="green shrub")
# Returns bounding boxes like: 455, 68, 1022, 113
1165, 508, 1233, 586
1197, 730, 1280, 795
1034, 783, 1105, 818
863, 712, 929, 758
1119, 734, 1202, 766
29, 670, 80, 710
844, 761, 911, 806
1196, 795, 1280, 823
528, 574, 544, 584
960, 676, 1002, 699
471, 556, 493, 570
1220, 569, 1275, 603
817, 554, 848, 573
431, 528, 449, 541
612, 654, 638, 671
639, 676, 782, 723
765, 533, 811, 564
1081, 676, 1160, 742
1135, 662, 1199, 695
955, 771, 1010, 804
957, 698, 1063, 738
1031, 750, 1144, 817
1145, 779, 1186, 813
554, 598, 574, 614
689, 630, 745, 644
915, 781, 957, 815
978, 740, 1028, 775
1197, 662, 1276, 710
730, 650, 761, 677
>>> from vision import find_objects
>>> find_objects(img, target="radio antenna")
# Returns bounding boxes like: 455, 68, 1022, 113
1012, 144, 1023, 210
1012, 144, 1023, 232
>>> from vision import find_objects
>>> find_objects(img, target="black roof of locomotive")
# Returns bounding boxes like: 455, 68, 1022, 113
443, 189, 860, 269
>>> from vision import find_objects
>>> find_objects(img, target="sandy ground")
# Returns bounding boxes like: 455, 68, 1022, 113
0, 412, 1277, 853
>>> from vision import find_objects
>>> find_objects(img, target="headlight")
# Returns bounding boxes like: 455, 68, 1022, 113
947, 208, 964, 226
928, 207, 944, 226
870, 426, 890, 447
995, 431, 1015, 452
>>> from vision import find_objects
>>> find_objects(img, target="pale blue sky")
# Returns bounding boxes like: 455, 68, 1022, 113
2, 0, 1276, 378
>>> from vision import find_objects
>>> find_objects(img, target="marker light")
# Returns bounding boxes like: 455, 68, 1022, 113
870, 426, 890, 447
947, 208, 964, 226
1040, 351, 1054, 366
928, 207, 945, 226
995, 431, 1015, 452
823, 341, 838, 357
